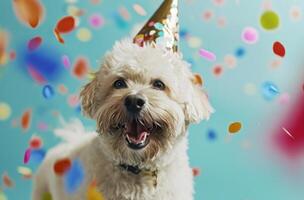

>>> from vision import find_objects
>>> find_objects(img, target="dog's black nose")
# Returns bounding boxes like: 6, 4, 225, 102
124, 95, 145, 113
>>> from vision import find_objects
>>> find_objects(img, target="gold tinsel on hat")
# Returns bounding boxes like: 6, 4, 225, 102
133, 0, 179, 52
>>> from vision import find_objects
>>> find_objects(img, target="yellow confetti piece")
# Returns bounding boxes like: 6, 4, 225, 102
77, 28, 92, 42
42, 192, 52, 200
17, 166, 32, 177
87, 182, 105, 200
0, 102, 11, 121
228, 122, 242, 134
133, 4, 147, 16
0, 191, 7, 200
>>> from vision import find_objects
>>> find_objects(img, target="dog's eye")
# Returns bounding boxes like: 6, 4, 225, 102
113, 79, 127, 89
152, 79, 166, 90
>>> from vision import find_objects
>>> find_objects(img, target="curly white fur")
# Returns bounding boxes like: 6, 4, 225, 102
32, 40, 213, 200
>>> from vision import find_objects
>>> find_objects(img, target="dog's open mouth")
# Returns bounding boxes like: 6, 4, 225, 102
124, 120, 150, 150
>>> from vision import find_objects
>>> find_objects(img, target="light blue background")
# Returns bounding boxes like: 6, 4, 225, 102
1, 0, 304, 199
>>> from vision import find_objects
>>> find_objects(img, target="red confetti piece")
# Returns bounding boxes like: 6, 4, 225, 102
13, 0, 44, 28
54, 158, 72, 176
73, 57, 89, 79
28, 36, 42, 51
9, 51, 16, 60
213, 65, 223, 77
0, 30, 9, 63
54, 16, 76, 44
273, 41, 285, 57
192, 167, 201, 177
21, 109, 32, 131
2, 172, 14, 188
24, 148, 31, 164
29, 135, 43, 149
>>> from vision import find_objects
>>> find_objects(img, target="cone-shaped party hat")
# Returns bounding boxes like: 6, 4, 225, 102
133, 0, 179, 52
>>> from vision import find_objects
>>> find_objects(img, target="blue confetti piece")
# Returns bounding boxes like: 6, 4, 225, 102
30, 149, 46, 164
235, 47, 246, 58
180, 29, 189, 39
112, 12, 128, 29
261, 81, 280, 101
207, 129, 217, 141
64, 159, 85, 194
42, 85, 55, 99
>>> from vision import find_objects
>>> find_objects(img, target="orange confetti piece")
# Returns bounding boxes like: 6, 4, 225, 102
21, 109, 32, 131
228, 122, 242, 134
2, 172, 14, 188
13, 0, 44, 28
0, 30, 9, 64
73, 57, 89, 79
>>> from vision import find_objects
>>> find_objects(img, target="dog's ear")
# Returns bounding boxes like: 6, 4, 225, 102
184, 73, 213, 124
80, 75, 98, 119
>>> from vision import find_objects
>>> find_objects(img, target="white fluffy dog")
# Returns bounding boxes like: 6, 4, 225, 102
32, 39, 213, 200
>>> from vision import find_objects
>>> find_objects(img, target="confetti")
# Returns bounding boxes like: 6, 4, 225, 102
28, 36, 42, 51
273, 41, 285, 57
62, 55, 71, 69
37, 121, 48, 131
278, 93, 290, 105
192, 168, 201, 177
212, 65, 223, 77
67, 94, 80, 107
228, 122, 242, 134
89, 14, 105, 29
224, 54, 237, 68
73, 57, 89, 79
24, 148, 31, 164
58, 84, 68, 95
235, 47, 245, 58
76, 28, 92, 42
17, 166, 32, 178
42, 85, 55, 99
29, 135, 43, 149
202, 10, 214, 21
13, 0, 44, 28
42, 192, 53, 200
260, 10, 280, 30
0, 191, 7, 200
21, 109, 32, 131
133, 4, 147, 16
30, 149, 46, 164
54, 16, 76, 43
2, 172, 14, 188
118, 6, 131, 21
289, 6, 302, 22
207, 129, 217, 141
242, 27, 259, 44
54, 158, 72, 176
187, 36, 202, 48
0, 102, 11, 121
64, 159, 85, 193
261, 81, 279, 101
0, 30, 9, 65
243, 83, 257, 96
87, 181, 105, 200
199, 48, 216, 62
212, 0, 225, 6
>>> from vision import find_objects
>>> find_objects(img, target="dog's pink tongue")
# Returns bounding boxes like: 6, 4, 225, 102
126, 121, 148, 143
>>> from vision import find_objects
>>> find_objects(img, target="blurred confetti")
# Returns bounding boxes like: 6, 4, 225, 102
17, 166, 32, 179
42, 85, 55, 99
64, 159, 85, 193
42, 192, 53, 200
260, 10, 280, 30
261, 81, 280, 101
73, 57, 89, 79
0, 102, 11, 121
76, 28, 92, 42
21, 109, 32, 131
2, 172, 14, 188
242, 27, 259, 44
199, 48, 216, 62
133, 4, 147, 16
54, 16, 76, 43
207, 129, 217, 141
87, 181, 105, 200
0, 191, 7, 200
89, 14, 105, 29
23, 148, 31, 164
0, 30, 9, 65
12, 0, 44, 28
54, 158, 72, 176
29, 135, 43, 149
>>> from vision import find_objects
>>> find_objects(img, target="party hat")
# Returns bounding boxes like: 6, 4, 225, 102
133, 0, 179, 52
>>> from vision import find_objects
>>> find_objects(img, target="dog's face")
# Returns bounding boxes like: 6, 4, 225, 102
80, 40, 213, 165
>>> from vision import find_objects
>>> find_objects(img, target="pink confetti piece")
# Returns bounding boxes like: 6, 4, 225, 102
62, 55, 71, 69
199, 48, 216, 62
28, 36, 42, 51
89, 14, 104, 29
24, 148, 31, 164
